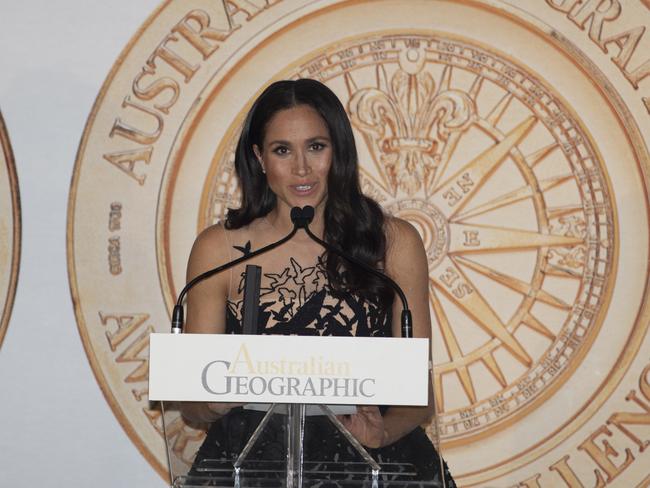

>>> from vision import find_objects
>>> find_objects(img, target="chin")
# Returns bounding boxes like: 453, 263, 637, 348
292, 197, 326, 210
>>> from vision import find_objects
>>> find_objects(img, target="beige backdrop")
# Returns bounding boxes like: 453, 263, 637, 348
64, 1, 650, 486
0, 2, 163, 487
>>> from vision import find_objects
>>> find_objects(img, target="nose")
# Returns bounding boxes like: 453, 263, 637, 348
292, 151, 311, 176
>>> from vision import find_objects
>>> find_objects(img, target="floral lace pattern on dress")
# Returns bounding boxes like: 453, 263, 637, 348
225, 247, 391, 337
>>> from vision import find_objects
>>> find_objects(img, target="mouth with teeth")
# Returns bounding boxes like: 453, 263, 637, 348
291, 182, 317, 195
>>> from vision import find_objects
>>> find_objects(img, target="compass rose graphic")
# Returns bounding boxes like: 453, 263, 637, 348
205, 34, 614, 445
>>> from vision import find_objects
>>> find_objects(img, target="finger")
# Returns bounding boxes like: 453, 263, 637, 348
207, 403, 232, 415
359, 405, 380, 413
337, 414, 349, 426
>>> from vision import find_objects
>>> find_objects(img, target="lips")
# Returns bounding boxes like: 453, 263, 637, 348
290, 182, 318, 196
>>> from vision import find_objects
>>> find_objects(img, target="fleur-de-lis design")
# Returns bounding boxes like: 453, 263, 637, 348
348, 64, 475, 195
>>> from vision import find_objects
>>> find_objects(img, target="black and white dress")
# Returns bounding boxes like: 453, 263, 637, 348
191, 235, 456, 487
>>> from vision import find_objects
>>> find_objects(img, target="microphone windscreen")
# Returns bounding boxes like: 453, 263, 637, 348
290, 206, 315, 228
302, 206, 314, 223
290, 206, 302, 223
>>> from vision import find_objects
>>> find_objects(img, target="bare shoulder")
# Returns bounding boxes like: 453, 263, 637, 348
384, 216, 428, 276
185, 222, 238, 333
191, 222, 227, 255
187, 222, 235, 279
385, 216, 426, 255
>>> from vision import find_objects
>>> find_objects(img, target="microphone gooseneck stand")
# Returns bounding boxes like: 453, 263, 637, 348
171, 205, 413, 337
293, 205, 413, 339
170, 216, 301, 334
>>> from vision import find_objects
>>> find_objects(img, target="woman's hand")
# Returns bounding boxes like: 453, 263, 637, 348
180, 402, 244, 424
339, 406, 387, 449
207, 402, 245, 416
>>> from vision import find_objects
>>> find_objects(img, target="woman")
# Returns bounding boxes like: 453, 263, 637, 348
183, 79, 455, 486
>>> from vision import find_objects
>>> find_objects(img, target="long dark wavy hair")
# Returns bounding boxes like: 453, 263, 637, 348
226, 79, 393, 306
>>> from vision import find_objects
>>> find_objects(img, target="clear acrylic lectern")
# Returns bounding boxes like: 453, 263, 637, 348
160, 400, 445, 487
150, 333, 445, 488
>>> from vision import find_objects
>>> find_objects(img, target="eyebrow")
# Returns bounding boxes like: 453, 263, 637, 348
267, 136, 331, 146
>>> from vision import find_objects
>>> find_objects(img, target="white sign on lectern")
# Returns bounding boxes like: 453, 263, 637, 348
149, 334, 429, 406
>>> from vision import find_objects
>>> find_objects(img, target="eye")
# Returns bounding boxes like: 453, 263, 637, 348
309, 142, 327, 151
272, 145, 289, 156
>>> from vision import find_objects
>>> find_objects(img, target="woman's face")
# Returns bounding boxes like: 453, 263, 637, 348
254, 104, 333, 214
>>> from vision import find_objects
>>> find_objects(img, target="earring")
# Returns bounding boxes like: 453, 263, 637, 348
259, 161, 266, 174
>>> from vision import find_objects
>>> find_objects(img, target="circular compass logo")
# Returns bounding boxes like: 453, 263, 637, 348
0, 111, 20, 349
68, 1, 650, 485
198, 32, 616, 447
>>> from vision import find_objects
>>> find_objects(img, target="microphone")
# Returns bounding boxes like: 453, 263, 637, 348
290, 205, 314, 229
291, 206, 413, 338
171, 215, 302, 334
